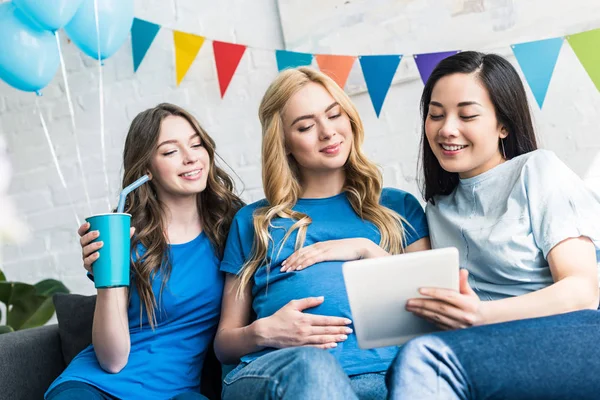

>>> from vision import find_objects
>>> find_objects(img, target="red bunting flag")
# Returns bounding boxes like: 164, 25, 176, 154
213, 41, 247, 97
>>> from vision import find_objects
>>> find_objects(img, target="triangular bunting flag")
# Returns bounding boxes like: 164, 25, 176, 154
173, 31, 205, 86
131, 18, 161, 72
315, 54, 356, 89
567, 28, 600, 92
414, 50, 460, 85
359, 55, 402, 117
512, 37, 563, 108
213, 41, 247, 97
275, 50, 313, 72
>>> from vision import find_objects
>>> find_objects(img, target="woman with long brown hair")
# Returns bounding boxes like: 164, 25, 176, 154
214, 67, 430, 399
46, 103, 244, 400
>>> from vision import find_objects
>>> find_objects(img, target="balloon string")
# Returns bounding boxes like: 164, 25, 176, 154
56, 31, 92, 216
93, 0, 112, 210
35, 98, 81, 227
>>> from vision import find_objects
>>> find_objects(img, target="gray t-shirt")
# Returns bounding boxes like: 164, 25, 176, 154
427, 149, 600, 301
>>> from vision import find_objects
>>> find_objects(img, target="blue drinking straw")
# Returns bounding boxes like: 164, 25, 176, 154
116, 174, 150, 213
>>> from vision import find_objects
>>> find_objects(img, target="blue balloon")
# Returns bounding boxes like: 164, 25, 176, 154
0, 2, 60, 93
64, 0, 134, 60
13, 0, 84, 31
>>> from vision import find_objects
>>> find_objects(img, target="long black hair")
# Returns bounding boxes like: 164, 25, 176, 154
418, 51, 538, 203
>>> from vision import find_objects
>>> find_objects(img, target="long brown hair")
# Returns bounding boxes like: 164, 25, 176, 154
121, 103, 244, 327
237, 67, 408, 297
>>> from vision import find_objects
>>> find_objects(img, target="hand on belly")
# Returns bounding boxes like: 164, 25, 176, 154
253, 296, 353, 350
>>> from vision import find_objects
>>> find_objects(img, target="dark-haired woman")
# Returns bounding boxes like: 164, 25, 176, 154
387, 51, 600, 399
46, 103, 244, 400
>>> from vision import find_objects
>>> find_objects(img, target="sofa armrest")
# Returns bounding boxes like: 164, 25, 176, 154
0, 325, 65, 400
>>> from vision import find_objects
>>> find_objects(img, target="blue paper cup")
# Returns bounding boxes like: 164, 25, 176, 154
85, 213, 131, 289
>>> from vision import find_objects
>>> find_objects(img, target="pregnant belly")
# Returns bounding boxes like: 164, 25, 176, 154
253, 261, 352, 320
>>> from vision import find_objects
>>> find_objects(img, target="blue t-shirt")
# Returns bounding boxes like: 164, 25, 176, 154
46, 233, 224, 399
220, 188, 429, 375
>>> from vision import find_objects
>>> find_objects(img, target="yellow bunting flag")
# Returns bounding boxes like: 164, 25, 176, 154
173, 31, 205, 86
315, 55, 356, 89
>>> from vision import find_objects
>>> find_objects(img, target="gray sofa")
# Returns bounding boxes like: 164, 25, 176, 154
0, 294, 222, 400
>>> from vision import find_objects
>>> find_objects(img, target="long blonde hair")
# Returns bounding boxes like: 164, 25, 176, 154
122, 103, 244, 327
237, 67, 407, 296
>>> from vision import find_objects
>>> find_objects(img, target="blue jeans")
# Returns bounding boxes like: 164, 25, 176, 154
46, 381, 208, 400
46, 382, 117, 400
386, 310, 600, 399
222, 347, 387, 400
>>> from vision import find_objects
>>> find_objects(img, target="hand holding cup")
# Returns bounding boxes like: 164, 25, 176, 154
78, 223, 135, 273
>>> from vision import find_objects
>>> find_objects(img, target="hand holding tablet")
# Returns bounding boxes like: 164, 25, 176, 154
343, 247, 460, 349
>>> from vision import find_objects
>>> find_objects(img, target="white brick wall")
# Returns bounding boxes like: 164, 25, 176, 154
0, 0, 599, 304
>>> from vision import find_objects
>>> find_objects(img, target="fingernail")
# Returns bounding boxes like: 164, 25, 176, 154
281, 260, 286, 266
345, 328, 353, 334
419, 288, 428, 295
317, 296, 324, 300
344, 319, 352, 324
94, 253, 99, 258
339, 335, 348, 340
297, 265, 302, 270
98, 241, 104, 247
407, 300, 414, 306
330, 343, 337, 348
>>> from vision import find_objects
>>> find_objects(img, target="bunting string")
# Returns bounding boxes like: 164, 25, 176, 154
126, 18, 600, 115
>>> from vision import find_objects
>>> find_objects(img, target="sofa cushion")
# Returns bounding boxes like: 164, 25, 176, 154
52, 293, 96, 365
0, 325, 66, 400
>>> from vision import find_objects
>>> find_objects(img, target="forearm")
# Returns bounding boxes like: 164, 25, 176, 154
481, 276, 599, 325
92, 288, 130, 373
214, 319, 266, 365
361, 239, 390, 258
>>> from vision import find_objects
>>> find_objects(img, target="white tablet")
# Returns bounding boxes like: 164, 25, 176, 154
342, 247, 459, 349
